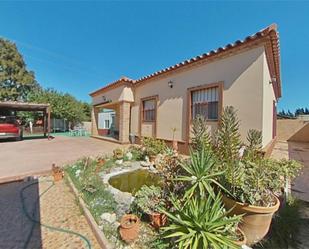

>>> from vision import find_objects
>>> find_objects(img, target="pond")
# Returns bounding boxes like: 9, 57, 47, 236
108, 169, 161, 195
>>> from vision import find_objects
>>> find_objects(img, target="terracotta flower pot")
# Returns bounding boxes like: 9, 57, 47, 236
119, 214, 140, 243
234, 228, 247, 246
149, 155, 156, 163
95, 159, 105, 173
52, 164, 63, 182
149, 212, 167, 229
222, 195, 280, 245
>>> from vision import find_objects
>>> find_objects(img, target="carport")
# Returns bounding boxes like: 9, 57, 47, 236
0, 101, 51, 137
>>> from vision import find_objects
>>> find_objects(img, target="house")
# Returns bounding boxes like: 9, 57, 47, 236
90, 24, 281, 154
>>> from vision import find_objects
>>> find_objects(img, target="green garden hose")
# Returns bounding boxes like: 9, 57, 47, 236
20, 179, 92, 249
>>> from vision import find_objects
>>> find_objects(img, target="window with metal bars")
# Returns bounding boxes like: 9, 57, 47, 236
191, 86, 219, 120
143, 98, 156, 122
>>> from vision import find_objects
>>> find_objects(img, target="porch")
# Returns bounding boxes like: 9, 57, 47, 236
91, 101, 131, 144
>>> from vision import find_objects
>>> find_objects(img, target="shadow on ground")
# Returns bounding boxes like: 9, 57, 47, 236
0, 179, 43, 249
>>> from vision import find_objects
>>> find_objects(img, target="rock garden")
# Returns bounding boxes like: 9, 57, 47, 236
64, 106, 303, 249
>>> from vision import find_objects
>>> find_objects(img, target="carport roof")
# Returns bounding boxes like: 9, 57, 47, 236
0, 101, 50, 111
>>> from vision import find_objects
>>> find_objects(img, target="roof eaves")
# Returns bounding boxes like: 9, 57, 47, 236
89, 76, 135, 96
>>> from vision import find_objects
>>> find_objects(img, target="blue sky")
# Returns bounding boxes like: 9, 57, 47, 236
0, 1, 308, 111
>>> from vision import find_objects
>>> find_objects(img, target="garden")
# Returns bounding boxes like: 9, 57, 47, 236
64, 106, 303, 249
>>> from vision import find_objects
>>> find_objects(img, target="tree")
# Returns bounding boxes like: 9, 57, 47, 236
0, 38, 39, 101
81, 102, 91, 121
28, 88, 89, 125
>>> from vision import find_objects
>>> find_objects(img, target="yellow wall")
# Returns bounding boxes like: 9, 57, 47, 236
131, 46, 266, 143
92, 85, 134, 105
91, 45, 277, 148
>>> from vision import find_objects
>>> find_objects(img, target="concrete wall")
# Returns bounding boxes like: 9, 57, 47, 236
131, 46, 266, 144
277, 119, 308, 141
288, 123, 309, 142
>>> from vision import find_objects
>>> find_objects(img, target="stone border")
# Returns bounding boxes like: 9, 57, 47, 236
66, 176, 114, 249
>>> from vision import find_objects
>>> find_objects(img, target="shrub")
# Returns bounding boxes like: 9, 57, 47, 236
155, 150, 185, 198
128, 145, 145, 161
142, 137, 167, 156
161, 194, 242, 249
130, 185, 165, 216
113, 148, 124, 159
216, 106, 303, 206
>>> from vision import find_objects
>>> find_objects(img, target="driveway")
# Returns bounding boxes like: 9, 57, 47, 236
0, 136, 123, 183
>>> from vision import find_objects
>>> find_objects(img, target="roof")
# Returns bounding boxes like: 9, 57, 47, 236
0, 101, 50, 111
90, 24, 281, 98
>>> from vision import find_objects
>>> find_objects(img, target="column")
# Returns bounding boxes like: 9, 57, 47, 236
119, 101, 130, 143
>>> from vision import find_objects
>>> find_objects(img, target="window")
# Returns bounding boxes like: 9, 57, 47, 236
143, 98, 156, 122
191, 86, 219, 120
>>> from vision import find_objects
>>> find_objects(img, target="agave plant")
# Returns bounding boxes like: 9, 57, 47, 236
160, 194, 241, 249
177, 146, 227, 199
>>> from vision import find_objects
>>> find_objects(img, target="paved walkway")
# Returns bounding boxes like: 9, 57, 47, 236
0, 136, 123, 183
0, 176, 100, 249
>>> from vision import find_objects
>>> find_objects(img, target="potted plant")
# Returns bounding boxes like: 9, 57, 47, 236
119, 214, 140, 243
113, 148, 124, 159
216, 106, 302, 245
130, 185, 166, 229
142, 137, 167, 163
52, 163, 63, 181
95, 157, 105, 173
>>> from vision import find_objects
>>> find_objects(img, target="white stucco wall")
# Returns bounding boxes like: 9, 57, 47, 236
131, 46, 266, 143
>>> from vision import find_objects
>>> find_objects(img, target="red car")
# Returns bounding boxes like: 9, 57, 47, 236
0, 115, 23, 141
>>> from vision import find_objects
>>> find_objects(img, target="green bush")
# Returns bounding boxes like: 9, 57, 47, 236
142, 137, 167, 156
128, 145, 145, 161
161, 194, 241, 249
130, 185, 164, 216
216, 106, 303, 206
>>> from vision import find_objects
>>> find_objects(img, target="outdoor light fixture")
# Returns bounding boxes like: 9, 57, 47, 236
269, 76, 277, 85
168, 80, 174, 88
